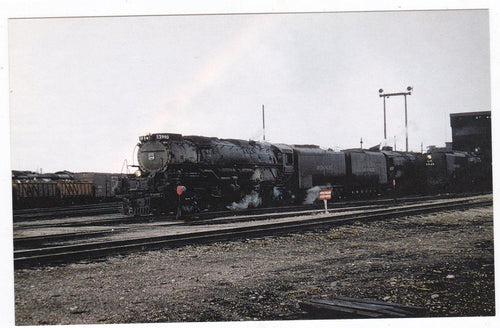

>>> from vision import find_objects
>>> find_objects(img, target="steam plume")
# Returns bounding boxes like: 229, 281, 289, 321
227, 191, 262, 210
303, 186, 322, 205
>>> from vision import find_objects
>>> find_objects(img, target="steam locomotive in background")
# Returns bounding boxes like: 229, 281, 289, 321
114, 133, 489, 216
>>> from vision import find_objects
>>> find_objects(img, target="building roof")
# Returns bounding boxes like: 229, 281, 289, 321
450, 111, 491, 118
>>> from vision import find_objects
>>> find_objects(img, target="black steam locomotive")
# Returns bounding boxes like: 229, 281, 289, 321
115, 133, 486, 216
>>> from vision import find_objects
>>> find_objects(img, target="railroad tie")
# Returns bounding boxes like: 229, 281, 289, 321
299, 296, 426, 319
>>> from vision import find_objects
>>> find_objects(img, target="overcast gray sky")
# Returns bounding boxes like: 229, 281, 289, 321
8, 9, 491, 173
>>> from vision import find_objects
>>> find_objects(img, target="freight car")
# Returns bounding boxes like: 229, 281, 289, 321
116, 132, 486, 217
11, 171, 122, 209
72, 172, 121, 199
12, 180, 94, 209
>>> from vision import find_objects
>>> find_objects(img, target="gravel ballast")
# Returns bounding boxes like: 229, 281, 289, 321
14, 206, 494, 325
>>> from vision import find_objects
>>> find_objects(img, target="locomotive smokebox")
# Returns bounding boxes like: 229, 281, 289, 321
137, 141, 170, 173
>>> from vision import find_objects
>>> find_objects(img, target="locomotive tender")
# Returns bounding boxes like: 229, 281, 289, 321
115, 133, 484, 216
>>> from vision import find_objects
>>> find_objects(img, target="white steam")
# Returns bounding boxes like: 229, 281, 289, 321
227, 191, 262, 210
273, 186, 282, 199
303, 185, 334, 204
303, 186, 322, 205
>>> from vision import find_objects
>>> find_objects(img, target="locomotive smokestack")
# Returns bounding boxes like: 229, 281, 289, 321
262, 105, 266, 141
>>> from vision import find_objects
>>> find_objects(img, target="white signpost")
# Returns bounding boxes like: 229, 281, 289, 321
319, 189, 332, 213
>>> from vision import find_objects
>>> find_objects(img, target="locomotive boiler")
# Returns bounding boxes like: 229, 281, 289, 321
117, 133, 294, 215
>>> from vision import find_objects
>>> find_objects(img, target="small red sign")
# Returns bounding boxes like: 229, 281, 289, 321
176, 185, 184, 196
319, 189, 332, 200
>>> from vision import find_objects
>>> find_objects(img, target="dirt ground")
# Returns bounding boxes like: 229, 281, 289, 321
14, 206, 494, 325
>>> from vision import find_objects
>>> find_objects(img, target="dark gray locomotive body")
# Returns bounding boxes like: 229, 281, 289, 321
344, 150, 388, 196
117, 133, 294, 215
116, 133, 486, 216
422, 148, 482, 192
292, 145, 346, 194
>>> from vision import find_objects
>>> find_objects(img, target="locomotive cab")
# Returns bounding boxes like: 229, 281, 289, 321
272, 144, 294, 174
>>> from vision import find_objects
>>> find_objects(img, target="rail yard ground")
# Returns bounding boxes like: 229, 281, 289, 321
14, 205, 495, 325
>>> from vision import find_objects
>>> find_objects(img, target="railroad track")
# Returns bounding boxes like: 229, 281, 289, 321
13, 202, 122, 221
14, 201, 394, 230
13, 202, 391, 249
13, 194, 492, 268
14, 193, 480, 243
13, 197, 396, 224
12, 192, 485, 229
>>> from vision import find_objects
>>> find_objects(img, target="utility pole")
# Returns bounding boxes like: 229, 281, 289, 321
262, 105, 266, 141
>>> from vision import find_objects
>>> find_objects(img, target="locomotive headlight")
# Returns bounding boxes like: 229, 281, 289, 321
134, 170, 142, 177
427, 154, 432, 160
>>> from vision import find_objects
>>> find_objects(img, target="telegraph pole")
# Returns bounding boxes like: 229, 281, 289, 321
262, 105, 266, 141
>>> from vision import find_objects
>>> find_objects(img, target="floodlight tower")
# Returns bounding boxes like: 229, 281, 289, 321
378, 86, 413, 152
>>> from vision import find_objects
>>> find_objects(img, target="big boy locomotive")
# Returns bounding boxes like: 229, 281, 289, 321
115, 133, 485, 216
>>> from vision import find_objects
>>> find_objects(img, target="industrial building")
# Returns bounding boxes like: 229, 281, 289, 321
450, 111, 491, 162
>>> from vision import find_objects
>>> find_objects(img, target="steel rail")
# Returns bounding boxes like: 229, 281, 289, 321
13, 203, 391, 250
12, 197, 405, 230
13, 202, 122, 221
12, 192, 487, 230
15, 193, 473, 245
14, 202, 122, 214
13, 228, 129, 249
13, 197, 492, 268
